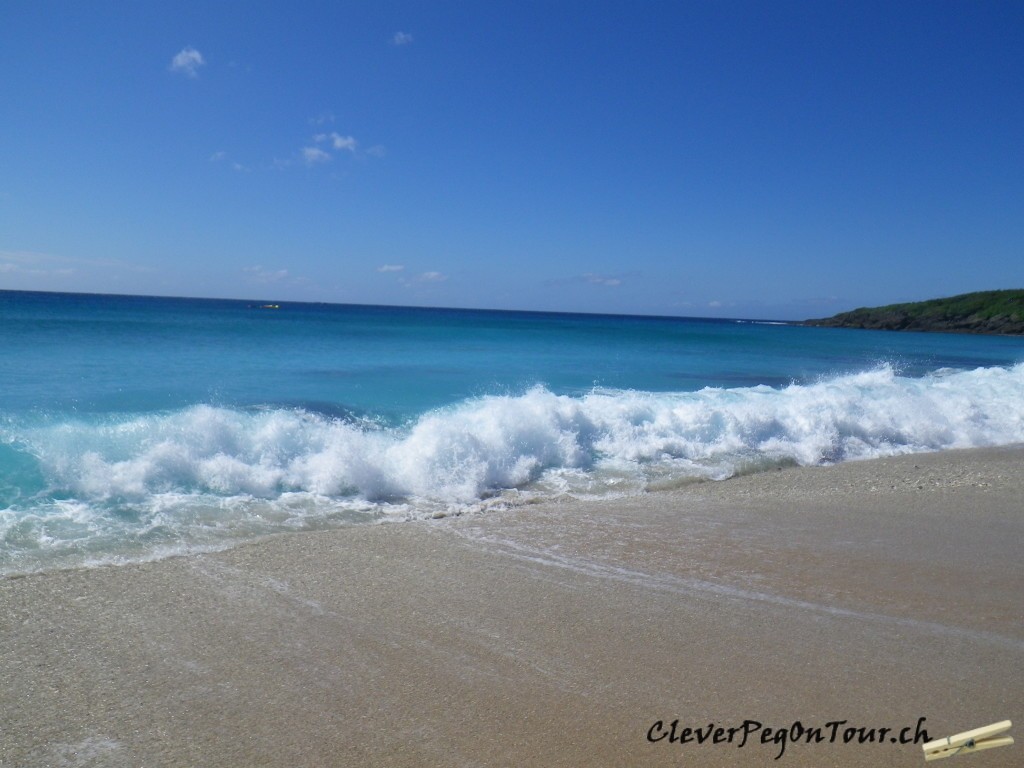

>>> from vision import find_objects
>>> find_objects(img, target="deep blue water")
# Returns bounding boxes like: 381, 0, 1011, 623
3, 290, 1023, 573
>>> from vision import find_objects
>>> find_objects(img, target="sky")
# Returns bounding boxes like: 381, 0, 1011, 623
1, 1, 1022, 319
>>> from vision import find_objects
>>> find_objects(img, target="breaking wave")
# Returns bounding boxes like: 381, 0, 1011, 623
3, 363, 1023, 572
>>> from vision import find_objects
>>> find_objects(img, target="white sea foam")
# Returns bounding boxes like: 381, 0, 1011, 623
15, 363, 1024, 502
3, 363, 1023, 571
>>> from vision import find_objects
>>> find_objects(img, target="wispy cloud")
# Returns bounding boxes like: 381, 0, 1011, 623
298, 129, 381, 166
0, 249, 148, 278
377, 264, 405, 272
0, 262, 73, 280
315, 132, 357, 152
583, 273, 623, 287
170, 47, 205, 78
301, 146, 332, 165
209, 151, 249, 172
392, 31, 414, 46
416, 271, 447, 283
398, 270, 449, 289
544, 271, 635, 289
218, 121, 377, 173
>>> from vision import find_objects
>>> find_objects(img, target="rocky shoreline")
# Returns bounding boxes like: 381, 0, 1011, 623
804, 290, 1024, 335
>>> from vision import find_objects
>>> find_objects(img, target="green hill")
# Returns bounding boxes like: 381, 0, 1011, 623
804, 290, 1024, 335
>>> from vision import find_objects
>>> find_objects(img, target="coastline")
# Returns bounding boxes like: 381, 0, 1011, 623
802, 289, 1024, 335
2, 446, 1022, 767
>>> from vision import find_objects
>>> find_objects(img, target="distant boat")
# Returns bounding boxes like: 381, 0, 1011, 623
259, 304, 280, 309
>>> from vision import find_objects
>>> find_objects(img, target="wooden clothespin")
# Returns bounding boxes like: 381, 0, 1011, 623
922, 720, 1012, 761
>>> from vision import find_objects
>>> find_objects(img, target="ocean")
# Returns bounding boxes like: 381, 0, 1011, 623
2, 289, 1023, 575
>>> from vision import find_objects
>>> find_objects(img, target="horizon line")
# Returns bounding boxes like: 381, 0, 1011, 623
0, 287, 797, 325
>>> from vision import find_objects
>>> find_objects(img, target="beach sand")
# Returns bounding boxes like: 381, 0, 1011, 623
2, 447, 1021, 767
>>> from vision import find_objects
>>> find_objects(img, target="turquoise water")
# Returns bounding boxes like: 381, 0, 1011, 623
3, 289, 1024, 573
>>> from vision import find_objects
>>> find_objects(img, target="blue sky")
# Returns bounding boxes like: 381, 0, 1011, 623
2, 1, 1022, 319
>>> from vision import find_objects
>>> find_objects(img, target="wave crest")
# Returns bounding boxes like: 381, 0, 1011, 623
3, 363, 1023, 571
8, 363, 1024, 505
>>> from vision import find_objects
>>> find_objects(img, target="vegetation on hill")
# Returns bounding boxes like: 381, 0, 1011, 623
804, 290, 1024, 335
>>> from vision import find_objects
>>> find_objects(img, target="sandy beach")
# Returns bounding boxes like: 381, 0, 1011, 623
2, 446, 1021, 767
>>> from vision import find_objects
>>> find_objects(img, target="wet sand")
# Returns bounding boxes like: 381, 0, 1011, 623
2, 446, 1022, 767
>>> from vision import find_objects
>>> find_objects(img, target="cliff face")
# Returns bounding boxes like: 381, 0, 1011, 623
804, 290, 1024, 335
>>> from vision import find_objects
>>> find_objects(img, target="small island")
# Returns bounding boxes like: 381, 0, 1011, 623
804, 289, 1024, 335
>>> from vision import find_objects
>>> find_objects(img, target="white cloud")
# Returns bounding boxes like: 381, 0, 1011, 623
543, 271, 636, 289
332, 134, 357, 152
583, 273, 623, 287
392, 31, 414, 46
315, 132, 357, 152
302, 146, 331, 165
0, 259, 73, 277
0, 249, 148, 280
239, 126, 378, 171
417, 271, 447, 282
377, 264, 405, 272
170, 47, 205, 78
209, 151, 249, 171
708, 300, 723, 308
